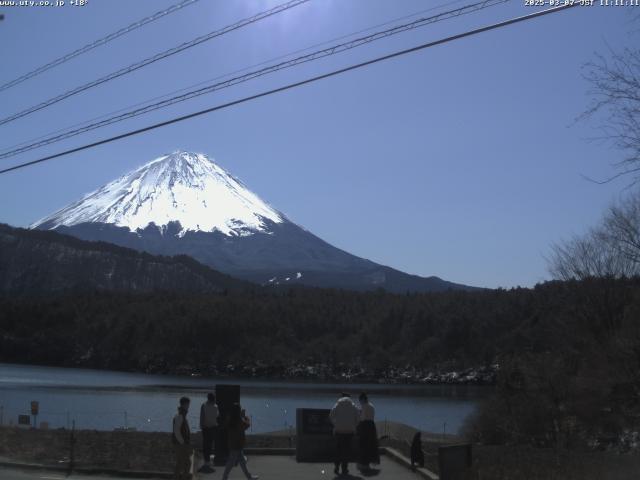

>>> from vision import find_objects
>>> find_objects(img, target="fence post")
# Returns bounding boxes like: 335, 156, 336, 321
68, 420, 76, 476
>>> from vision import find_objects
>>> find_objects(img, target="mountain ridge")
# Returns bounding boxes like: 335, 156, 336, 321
33, 151, 477, 293
0, 223, 249, 295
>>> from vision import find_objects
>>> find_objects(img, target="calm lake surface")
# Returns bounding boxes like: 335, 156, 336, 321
0, 363, 490, 434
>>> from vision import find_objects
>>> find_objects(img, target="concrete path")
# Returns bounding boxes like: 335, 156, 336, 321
202, 456, 424, 479
0, 467, 136, 480
1, 456, 425, 480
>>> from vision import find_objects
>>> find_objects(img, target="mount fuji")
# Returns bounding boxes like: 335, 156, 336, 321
33, 151, 471, 292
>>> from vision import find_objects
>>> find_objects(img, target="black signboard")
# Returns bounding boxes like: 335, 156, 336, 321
216, 384, 240, 420
296, 408, 344, 462
301, 408, 333, 435
213, 384, 240, 466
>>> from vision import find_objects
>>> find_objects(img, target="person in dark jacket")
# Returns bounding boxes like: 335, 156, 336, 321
221, 403, 258, 480
410, 431, 425, 468
198, 392, 219, 473
172, 397, 193, 480
356, 392, 380, 472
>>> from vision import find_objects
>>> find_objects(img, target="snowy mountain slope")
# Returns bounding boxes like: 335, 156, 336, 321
33, 151, 283, 236
33, 151, 474, 293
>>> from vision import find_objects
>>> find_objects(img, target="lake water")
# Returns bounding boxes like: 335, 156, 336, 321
0, 363, 489, 435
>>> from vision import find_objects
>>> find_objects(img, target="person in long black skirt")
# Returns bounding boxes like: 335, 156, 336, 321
357, 392, 380, 472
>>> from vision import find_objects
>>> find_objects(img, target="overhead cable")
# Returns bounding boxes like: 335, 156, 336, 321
0, 0, 309, 126
0, 0, 470, 157
0, 0, 201, 92
0, 0, 509, 160
0, 3, 580, 176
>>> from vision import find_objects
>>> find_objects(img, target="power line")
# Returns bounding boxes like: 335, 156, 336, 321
0, 0, 510, 160
0, 0, 201, 93
0, 0, 309, 127
0, 3, 580, 176
0, 0, 469, 157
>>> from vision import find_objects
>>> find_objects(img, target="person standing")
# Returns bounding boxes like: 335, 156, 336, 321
172, 397, 193, 480
221, 403, 259, 480
329, 392, 360, 476
199, 392, 219, 473
356, 392, 380, 472
410, 432, 425, 468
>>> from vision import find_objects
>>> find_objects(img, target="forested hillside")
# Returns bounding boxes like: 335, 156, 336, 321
1, 277, 637, 380
0, 224, 248, 294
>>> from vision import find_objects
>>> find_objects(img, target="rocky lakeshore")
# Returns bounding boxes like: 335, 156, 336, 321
161, 362, 499, 385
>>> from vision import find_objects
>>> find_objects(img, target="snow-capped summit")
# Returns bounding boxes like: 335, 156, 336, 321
33, 151, 283, 236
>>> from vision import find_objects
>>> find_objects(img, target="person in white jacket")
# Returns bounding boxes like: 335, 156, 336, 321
329, 393, 359, 476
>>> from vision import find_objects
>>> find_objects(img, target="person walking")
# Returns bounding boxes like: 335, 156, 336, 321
172, 397, 193, 480
356, 392, 380, 472
221, 403, 258, 480
198, 392, 219, 473
329, 392, 360, 476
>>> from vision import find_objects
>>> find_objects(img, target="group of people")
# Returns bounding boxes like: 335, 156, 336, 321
330, 392, 380, 476
172, 394, 258, 480
171, 390, 380, 479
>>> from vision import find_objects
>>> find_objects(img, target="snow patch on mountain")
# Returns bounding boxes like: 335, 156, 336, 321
32, 151, 284, 236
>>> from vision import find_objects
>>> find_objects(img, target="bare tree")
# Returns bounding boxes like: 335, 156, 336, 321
581, 46, 640, 183
603, 191, 640, 264
549, 192, 640, 280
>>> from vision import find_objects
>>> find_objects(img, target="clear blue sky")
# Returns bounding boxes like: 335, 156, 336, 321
0, 0, 635, 288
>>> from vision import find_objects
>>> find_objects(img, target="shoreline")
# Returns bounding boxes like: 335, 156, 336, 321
0, 361, 498, 387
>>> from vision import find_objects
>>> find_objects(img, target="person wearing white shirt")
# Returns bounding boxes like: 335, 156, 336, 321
198, 392, 219, 473
329, 392, 359, 476
357, 392, 380, 472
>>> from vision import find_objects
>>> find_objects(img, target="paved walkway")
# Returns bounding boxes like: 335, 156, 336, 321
0, 468, 98, 480
204, 456, 424, 479
1, 456, 425, 480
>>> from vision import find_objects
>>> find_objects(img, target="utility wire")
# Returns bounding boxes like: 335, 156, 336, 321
0, 0, 510, 160
0, 0, 201, 93
0, 3, 580, 176
0, 0, 469, 157
0, 0, 309, 127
